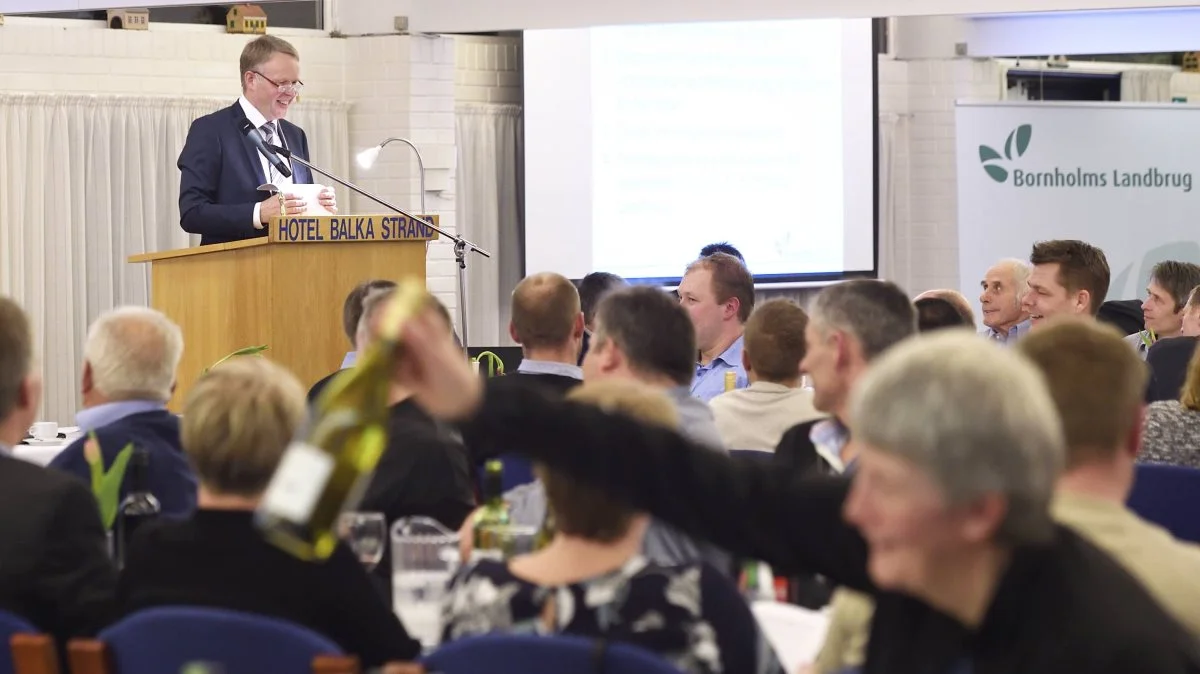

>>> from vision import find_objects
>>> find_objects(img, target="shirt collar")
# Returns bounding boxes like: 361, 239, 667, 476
517, 359, 583, 380
810, 417, 851, 473
341, 351, 357, 369
238, 96, 272, 130
986, 319, 1032, 343
701, 334, 745, 370
76, 400, 167, 435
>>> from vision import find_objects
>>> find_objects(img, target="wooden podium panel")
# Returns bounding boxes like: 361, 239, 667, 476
130, 214, 437, 410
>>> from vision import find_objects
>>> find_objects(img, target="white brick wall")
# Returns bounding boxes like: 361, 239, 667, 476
454, 36, 522, 104
0, 20, 342, 98
880, 56, 1005, 297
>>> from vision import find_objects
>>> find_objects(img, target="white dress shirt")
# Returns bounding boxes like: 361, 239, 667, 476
238, 96, 294, 228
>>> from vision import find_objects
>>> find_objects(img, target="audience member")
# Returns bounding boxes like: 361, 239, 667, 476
0, 297, 116, 644
1024, 239, 1110, 326
576, 271, 627, 365
709, 299, 823, 451
679, 253, 754, 401
913, 289, 975, 328
395, 323, 1200, 674
442, 380, 781, 674
914, 296, 970, 332
355, 288, 476, 595
1145, 335, 1199, 403
1020, 319, 1200, 635
699, 241, 745, 264
1182, 286, 1200, 337
116, 357, 421, 668
774, 280, 916, 474
1125, 261, 1200, 358
818, 318, 1200, 671
308, 279, 397, 403
475, 273, 585, 506
1141, 340, 1200, 470
49, 307, 198, 520
978, 258, 1031, 343
504, 272, 585, 392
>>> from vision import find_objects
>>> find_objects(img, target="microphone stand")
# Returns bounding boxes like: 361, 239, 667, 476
267, 144, 489, 352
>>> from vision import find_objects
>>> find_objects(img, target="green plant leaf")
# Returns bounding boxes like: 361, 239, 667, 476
1003, 130, 1015, 160
203, 345, 269, 374
1015, 124, 1032, 157
979, 145, 1002, 163
87, 438, 135, 530
983, 164, 1009, 183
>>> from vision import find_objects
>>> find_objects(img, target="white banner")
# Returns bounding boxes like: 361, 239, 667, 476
955, 101, 1200, 306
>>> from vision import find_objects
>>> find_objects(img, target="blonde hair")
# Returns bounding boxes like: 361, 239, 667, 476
239, 35, 299, 80
84, 306, 183, 402
1181, 343, 1200, 412
538, 380, 679, 541
182, 357, 305, 497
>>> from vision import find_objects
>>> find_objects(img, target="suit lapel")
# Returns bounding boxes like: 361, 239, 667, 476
230, 103, 268, 186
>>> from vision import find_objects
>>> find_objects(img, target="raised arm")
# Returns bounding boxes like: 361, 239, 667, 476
461, 385, 874, 591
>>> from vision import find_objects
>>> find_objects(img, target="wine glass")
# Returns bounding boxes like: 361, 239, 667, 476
337, 512, 387, 571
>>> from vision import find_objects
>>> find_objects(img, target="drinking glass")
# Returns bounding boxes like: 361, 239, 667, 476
337, 511, 387, 571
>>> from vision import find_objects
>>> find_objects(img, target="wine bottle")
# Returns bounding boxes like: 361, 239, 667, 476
534, 506, 556, 551
113, 447, 161, 568
472, 459, 511, 560
255, 278, 429, 560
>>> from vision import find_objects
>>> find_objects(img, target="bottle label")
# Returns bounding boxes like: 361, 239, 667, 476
260, 442, 335, 524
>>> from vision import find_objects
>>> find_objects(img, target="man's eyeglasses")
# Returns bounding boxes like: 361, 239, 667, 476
251, 71, 304, 95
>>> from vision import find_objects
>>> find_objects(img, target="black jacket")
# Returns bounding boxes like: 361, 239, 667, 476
461, 387, 1200, 674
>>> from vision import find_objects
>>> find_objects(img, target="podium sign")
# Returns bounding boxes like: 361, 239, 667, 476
270, 214, 440, 244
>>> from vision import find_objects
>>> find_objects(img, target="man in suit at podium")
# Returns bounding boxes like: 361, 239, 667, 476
178, 35, 336, 245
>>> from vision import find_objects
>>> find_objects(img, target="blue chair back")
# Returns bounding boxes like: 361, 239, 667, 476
1127, 463, 1200, 544
0, 611, 37, 674
424, 634, 685, 674
99, 607, 342, 674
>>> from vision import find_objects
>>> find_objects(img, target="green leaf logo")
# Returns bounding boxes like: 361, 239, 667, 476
1014, 124, 1032, 156
979, 124, 1032, 183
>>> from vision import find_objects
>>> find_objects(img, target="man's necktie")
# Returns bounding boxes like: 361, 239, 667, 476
261, 121, 281, 184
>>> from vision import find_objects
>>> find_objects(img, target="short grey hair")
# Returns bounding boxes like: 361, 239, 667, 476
850, 331, 1064, 545
810, 279, 917, 361
84, 306, 183, 402
998, 258, 1032, 300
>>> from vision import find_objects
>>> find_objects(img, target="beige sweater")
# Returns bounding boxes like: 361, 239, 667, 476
708, 381, 824, 451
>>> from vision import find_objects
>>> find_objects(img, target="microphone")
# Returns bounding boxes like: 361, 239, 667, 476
239, 119, 292, 179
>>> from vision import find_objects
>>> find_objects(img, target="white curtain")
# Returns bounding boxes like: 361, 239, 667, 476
0, 93, 350, 424
455, 103, 523, 347
876, 111, 912, 294
1122, 70, 1174, 102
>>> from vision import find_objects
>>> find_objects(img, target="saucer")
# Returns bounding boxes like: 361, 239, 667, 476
22, 438, 64, 446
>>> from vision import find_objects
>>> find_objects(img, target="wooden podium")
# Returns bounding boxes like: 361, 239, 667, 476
129, 214, 439, 410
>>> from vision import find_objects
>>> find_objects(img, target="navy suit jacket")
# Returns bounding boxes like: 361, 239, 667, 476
47, 410, 198, 522
178, 102, 313, 246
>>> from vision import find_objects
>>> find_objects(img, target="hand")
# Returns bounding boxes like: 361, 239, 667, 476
258, 192, 307, 224
318, 187, 338, 214
396, 309, 483, 420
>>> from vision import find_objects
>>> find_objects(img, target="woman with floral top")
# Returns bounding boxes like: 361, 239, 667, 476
440, 379, 782, 674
